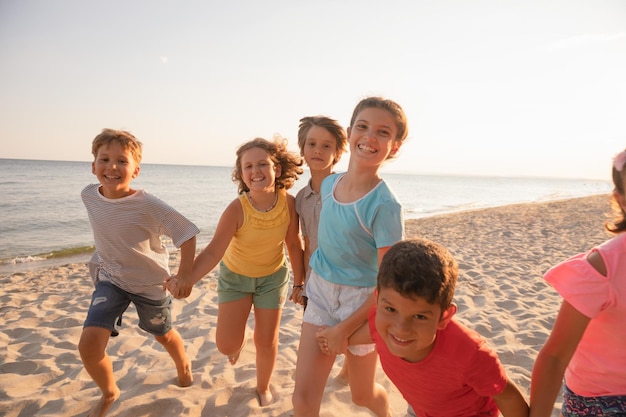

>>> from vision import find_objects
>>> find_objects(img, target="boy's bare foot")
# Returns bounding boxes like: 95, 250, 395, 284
87, 387, 120, 417
256, 389, 273, 407
177, 361, 193, 387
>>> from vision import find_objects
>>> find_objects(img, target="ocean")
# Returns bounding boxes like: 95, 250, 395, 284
0, 158, 612, 274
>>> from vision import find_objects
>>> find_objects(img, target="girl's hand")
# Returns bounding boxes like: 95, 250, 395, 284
289, 285, 304, 305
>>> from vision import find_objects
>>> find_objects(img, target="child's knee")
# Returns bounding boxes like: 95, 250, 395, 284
78, 327, 108, 359
154, 329, 178, 345
216, 337, 245, 356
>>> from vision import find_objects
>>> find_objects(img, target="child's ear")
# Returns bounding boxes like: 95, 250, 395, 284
389, 141, 401, 157
132, 165, 141, 179
437, 304, 457, 330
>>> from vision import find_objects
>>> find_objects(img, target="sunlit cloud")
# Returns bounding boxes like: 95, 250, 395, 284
546, 32, 626, 50
160, 56, 169, 64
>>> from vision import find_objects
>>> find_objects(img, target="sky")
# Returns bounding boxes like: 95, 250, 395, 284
1, 0, 625, 180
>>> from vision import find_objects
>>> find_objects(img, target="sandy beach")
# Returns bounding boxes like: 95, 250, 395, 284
0, 194, 612, 417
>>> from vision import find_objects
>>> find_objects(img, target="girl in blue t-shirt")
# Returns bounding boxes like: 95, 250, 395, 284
292, 97, 409, 417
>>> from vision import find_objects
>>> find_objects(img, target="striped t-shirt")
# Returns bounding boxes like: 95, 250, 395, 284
82, 183, 199, 300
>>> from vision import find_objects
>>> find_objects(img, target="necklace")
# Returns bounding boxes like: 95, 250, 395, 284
247, 191, 278, 212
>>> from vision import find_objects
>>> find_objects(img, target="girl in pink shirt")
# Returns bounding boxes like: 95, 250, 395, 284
530, 149, 626, 416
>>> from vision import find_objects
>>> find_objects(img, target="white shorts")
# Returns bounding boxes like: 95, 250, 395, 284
303, 269, 376, 356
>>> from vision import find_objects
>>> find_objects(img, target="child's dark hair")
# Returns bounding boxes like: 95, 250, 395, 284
91, 128, 142, 164
233, 137, 304, 194
297, 116, 348, 165
349, 97, 409, 144
606, 149, 626, 234
377, 238, 458, 311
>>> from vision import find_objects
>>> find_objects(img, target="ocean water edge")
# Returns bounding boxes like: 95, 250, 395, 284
0, 158, 612, 275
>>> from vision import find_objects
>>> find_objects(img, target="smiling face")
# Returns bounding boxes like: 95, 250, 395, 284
375, 286, 456, 363
302, 125, 339, 173
240, 146, 280, 193
347, 107, 400, 168
92, 141, 140, 199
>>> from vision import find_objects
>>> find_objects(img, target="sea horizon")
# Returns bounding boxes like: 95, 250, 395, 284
0, 158, 612, 274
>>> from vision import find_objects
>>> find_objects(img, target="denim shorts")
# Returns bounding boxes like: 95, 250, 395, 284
217, 261, 289, 309
562, 384, 626, 416
84, 280, 173, 336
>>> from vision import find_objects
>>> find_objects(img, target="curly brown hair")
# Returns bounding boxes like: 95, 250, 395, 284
232, 137, 304, 194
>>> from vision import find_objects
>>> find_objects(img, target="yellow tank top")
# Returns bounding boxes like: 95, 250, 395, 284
222, 189, 289, 277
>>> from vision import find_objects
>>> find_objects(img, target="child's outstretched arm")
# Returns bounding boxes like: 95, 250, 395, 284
171, 199, 241, 299
166, 236, 196, 298
493, 378, 529, 417
316, 292, 372, 355
317, 246, 391, 355
530, 251, 601, 417
285, 195, 305, 305
529, 300, 590, 417
316, 319, 372, 355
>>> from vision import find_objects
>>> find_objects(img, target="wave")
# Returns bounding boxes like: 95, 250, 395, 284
1, 245, 95, 266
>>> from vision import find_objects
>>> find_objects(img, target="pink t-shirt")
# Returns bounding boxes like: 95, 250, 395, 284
544, 233, 626, 396
369, 307, 507, 417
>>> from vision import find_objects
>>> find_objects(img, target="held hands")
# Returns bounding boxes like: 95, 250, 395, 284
289, 285, 304, 305
315, 325, 348, 356
164, 273, 194, 299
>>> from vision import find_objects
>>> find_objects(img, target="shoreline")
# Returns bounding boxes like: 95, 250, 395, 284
0, 194, 613, 417
0, 192, 611, 276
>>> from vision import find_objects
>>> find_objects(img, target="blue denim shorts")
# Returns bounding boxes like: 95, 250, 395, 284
84, 280, 173, 336
562, 384, 626, 416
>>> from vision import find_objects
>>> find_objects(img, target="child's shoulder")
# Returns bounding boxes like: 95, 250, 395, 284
320, 172, 342, 191
441, 319, 491, 351
81, 183, 99, 195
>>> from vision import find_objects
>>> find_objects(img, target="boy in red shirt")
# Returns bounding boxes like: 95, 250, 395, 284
320, 238, 529, 417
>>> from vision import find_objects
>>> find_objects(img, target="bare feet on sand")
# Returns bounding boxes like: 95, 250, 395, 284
256, 389, 273, 407
178, 361, 193, 387
87, 387, 120, 417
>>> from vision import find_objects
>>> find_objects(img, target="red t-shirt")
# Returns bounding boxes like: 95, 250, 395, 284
369, 307, 507, 417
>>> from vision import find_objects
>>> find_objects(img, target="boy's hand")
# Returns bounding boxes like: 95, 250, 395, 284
165, 274, 193, 299
164, 276, 180, 298
316, 325, 348, 356
316, 326, 331, 355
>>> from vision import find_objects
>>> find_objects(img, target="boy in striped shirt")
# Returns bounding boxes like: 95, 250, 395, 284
79, 128, 199, 417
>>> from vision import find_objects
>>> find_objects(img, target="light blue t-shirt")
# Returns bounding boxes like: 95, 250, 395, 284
309, 173, 404, 287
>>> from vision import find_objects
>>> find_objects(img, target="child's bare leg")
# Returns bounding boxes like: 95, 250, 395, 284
154, 329, 192, 387
216, 296, 253, 365
346, 349, 390, 417
292, 323, 336, 416
78, 327, 120, 417
253, 307, 283, 406
336, 361, 349, 384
